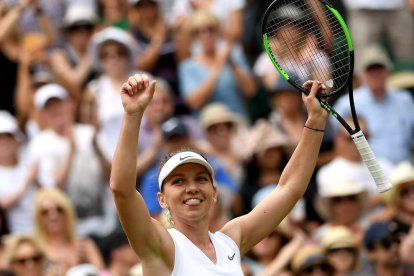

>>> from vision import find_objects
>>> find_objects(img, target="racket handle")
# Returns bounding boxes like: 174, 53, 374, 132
351, 131, 392, 193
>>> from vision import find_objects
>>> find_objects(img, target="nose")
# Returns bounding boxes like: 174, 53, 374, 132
185, 181, 199, 193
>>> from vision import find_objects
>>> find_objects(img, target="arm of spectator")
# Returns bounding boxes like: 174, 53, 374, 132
224, 9, 244, 43
78, 89, 98, 125
54, 126, 76, 189
34, 3, 56, 47
259, 228, 308, 276
135, 18, 167, 72
15, 50, 35, 129
171, 16, 192, 62
407, 0, 414, 13
76, 238, 105, 270
92, 128, 112, 182
50, 50, 92, 99
0, 163, 38, 209
0, 0, 32, 42
180, 65, 220, 109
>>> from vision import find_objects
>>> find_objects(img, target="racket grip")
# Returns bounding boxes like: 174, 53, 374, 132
351, 131, 392, 193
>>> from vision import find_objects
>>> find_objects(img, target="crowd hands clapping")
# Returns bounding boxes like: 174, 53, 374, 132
0, 0, 413, 275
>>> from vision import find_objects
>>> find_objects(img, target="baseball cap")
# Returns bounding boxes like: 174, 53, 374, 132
356, 45, 392, 74
0, 111, 23, 141
363, 222, 396, 249
158, 151, 214, 190
34, 83, 69, 109
62, 4, 99, 28
161, 117, 188, 140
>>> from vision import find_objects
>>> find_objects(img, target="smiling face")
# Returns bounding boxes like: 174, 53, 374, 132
158, 163, 217, 226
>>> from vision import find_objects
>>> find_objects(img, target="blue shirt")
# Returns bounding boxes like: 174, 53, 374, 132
140, 156, 239, 215
178, 45, 251, 118
333, 85, 414, 164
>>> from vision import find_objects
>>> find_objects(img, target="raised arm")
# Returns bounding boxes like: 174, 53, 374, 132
221, 81, 328, 254
110, 74, 173, 262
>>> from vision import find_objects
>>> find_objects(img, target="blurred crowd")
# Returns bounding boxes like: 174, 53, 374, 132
0, 0, 413, 275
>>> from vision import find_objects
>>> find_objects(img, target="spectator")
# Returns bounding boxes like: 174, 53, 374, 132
100, 229, 141, 276
314, 179, 368, 246
128, 0, 185, 99
2, 235, 46, 276
290, 245, 335, 276
169, 0, 246, 43
33, 187, 104, 274
178, 9, 257, 119
362, 222, 408, 275
198, 102, 247, 186
342, 0, 414, 70
0, 111, 37, 234
333, 45, 414, 164
27, 83, 115, 239
317, 116, 394, 216
49, 3, 99, 101
239, 119, 289, 215
0, 0, 55, 116
321, 226, 360, 276
81, 26, 139, 158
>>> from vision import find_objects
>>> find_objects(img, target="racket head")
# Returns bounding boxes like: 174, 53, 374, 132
262, 0, 354, 97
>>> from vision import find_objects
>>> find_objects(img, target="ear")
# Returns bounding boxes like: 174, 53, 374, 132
157, 192, 169, 209
212, 185, 218, 204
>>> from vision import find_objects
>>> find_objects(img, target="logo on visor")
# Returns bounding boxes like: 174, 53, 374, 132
179, 155, 194, 161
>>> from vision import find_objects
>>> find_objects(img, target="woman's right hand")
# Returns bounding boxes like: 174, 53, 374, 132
120, 74, 156, 116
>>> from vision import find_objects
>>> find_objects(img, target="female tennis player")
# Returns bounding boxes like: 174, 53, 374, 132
110, 74, 328, 275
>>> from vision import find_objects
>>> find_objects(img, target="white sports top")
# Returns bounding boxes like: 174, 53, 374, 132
168, 228, 244, 276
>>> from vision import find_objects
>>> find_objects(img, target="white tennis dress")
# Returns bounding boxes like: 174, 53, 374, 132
168, 228, 244, 276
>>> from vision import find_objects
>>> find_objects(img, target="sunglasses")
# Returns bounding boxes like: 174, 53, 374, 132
12, 254, 43, 265
374, 236, 400, 250
67, 24, 94, 33
99, 49, 128, 60
400, 185, 414, 198
330, 195, 358, 204
302, 263, 331, 274
40, 205, 64, 216
194, 26, 217, 36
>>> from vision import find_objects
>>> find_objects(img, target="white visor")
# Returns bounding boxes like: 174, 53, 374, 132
158, 151, 214, 190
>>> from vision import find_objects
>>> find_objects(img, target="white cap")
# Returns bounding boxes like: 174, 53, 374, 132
66, 264, 99, 276
0, 111, 24, 141
158, 151, 215, 190
62, 4, 99, 28
34, 83, 69, 109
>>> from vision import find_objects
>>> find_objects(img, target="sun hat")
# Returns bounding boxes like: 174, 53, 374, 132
66, 264, 99, 276
199, 103, 243, 131
384, 161, 414, 205
251, 119, 289, 154
315, 179, 367, 220
0, 111, 24, 141
387, 71, 414, 90
89, 26, 138, 69
62, 4, 99, 28
158, 151, 214, 190
291, 245, 334, 274
34, 83, 69, 109
322, 226, 357, 251
355, 45, 392, 74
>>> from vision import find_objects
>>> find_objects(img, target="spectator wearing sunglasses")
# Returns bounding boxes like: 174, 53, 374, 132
362, 222, 407, 276
2, 235, 45, 276
313, 179, 368, 246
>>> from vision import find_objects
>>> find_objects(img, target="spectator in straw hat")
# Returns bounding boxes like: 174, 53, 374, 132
198, 102, 247, 186
239, 119, 290, 215
290, 245, 335, 276
380, 161, 414, 235
313, 179, 368, 246
321, 226, 360, 276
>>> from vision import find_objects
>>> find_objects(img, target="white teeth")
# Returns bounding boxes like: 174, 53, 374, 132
185, 198, 201, 204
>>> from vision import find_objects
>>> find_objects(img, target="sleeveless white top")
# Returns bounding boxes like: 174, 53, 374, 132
168, 228, 243, 276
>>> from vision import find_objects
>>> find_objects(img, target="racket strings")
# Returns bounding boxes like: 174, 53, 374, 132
264, 0, 351, 95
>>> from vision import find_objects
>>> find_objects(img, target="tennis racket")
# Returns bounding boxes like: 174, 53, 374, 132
261, 0, 392, 193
